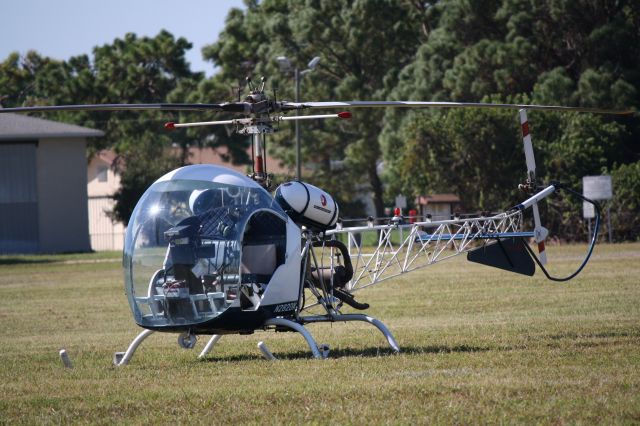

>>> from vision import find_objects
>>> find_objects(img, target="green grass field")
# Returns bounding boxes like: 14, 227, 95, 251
0, 243, 639, 424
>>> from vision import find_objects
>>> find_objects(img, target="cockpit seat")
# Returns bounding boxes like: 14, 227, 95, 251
240, 243, 277, 284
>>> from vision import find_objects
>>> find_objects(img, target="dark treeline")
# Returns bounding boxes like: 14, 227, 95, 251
1, 0, 638, 240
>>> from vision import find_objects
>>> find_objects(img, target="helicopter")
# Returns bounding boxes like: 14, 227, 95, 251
0, 76, 632, 365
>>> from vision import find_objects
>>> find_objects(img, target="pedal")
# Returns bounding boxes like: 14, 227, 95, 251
334, 288, 369, 310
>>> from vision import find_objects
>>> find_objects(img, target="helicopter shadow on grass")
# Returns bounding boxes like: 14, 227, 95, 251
197, 331, 639, 362
198, 343, 492, 363
543, 329, 640, 349
546, 330, 639, 340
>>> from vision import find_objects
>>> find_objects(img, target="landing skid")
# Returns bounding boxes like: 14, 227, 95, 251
198, 314, 400, 361
113, 314, 399, 366
197, 317, 326, 360
300, 313, 401, 353
113, 329, 155, 366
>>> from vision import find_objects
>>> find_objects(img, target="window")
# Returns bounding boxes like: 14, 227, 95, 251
97, 165, 108, 182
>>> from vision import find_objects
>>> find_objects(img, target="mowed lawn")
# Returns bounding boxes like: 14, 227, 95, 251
0, 243, 638, 424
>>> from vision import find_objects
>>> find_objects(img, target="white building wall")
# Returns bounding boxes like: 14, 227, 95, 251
88, 196, 125, 251
87, 153, 125, 251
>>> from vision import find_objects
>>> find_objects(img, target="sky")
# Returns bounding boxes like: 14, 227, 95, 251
1, 0, 246, 76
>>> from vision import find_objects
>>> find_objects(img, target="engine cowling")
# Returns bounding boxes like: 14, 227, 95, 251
274, 181, 339, 232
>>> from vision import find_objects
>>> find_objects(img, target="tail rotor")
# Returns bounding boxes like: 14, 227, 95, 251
519, 109, 549, 265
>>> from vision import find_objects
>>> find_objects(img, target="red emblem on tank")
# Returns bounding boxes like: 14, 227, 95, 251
320, 194, 327, 207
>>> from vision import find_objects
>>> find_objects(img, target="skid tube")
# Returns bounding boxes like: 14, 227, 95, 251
300, 313, 401, 353
113, 329, 155, 367
264, 318, 323, 359
114, 313, 399, 365
114, 321, 324, 365
114, 328, 203, 366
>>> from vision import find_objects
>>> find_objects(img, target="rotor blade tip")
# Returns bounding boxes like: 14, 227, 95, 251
338, 111, 352, 119
164, 122, 176, 131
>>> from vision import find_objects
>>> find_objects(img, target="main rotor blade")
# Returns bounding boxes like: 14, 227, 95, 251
164, 112, 352, 130
0, 103, 224, 113
289, 101, 634, 115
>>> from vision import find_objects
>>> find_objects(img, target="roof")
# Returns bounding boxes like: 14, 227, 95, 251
0, 112, 104, 140
95, 149, 118, 166
90, 146, 293, 177
416, 193, 461, 205
172, 146, 293, 176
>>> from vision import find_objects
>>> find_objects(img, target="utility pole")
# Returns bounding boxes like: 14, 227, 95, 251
276, 56, 321, 181
295, 67, 301, 180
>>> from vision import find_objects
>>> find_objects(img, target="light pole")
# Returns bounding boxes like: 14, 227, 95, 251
276, 55, 321, 181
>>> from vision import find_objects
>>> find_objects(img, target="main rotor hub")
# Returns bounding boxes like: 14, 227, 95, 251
237, 121, 275, 135
245, 92, 267, 103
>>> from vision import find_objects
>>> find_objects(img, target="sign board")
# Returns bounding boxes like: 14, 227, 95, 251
583, 175, 612, 200
583, 201, 595, 219
395, 195, 407, 209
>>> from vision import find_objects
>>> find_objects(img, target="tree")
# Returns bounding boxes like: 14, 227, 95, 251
0, 51, 52, 107
609, 161, 640, 241
384, 0, 640, 239
202, 0, 425, 216
3, 0, 639, 239
388, 104, 524, 211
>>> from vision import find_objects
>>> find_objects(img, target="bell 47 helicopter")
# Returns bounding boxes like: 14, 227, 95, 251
0, 77, 632, 365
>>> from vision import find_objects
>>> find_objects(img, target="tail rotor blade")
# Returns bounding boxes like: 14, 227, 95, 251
532, 203, 549, 265
520, 109, 548, 265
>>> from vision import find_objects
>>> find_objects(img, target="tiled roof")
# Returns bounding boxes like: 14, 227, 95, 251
94, 146, 294, 177
96, 149, 118, 165
416, 193, 461, 204
0, 112, 104, 140
171, 146, 293, 176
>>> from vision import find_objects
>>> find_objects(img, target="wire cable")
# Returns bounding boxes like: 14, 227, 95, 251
524, 181, 601, 282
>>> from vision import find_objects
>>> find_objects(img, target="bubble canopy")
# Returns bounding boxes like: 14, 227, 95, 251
123, 165, 289, 330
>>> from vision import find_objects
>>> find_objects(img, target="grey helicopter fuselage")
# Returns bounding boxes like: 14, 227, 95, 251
123, 164, 338, 335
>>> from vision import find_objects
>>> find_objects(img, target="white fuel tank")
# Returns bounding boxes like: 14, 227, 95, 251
274, 181, 339, 231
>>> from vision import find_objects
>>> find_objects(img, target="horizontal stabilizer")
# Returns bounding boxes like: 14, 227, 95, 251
467, 238, 535, 276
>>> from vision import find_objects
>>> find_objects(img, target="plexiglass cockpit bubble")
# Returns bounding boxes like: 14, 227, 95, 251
123, 165, 290, 329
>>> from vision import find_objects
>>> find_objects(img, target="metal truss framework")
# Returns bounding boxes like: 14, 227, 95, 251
326, 210, 526, 293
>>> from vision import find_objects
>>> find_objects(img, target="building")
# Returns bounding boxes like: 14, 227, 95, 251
415, 193, 461, 220
87, 150, 125, 251
0, 113, 103, 253
172, 145, 293, 176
